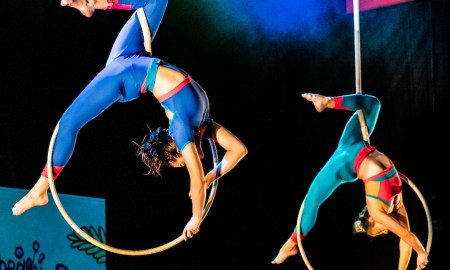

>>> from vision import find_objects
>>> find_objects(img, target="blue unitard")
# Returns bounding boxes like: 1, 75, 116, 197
292, 94, 382, 241
42, 0, 208, 179
141, 60, 211, 152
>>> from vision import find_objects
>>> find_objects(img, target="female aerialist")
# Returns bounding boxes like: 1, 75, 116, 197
12, 0, 248, 241
271, 93, 428, 270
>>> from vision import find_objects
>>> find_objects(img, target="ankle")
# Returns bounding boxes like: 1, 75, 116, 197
290, 232, 306, 243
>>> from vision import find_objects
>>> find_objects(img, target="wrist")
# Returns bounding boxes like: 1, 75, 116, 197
192, 214, 202, 222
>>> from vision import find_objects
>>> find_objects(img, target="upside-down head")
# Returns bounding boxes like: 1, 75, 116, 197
134, 127, 182, 177
353, 206, 370, 235
353, 206, 389, 237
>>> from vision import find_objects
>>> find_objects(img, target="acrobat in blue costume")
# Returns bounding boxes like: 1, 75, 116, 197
42, 0, 210, 179
291, 94, 401, 241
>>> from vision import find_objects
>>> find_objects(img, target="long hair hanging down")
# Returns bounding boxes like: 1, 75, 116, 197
133, 126, 179, 177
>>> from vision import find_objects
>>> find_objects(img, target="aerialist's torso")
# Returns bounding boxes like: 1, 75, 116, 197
359, 147, 402, 208
334, 141, 402, 208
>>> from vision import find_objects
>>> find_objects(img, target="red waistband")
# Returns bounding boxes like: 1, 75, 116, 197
157, 75, 192, 103
354, 145, 376, 176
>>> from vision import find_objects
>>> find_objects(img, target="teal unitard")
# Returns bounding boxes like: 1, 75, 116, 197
293, 94, 381, 241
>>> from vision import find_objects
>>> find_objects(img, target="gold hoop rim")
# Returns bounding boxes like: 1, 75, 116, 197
47, 121, 219, 255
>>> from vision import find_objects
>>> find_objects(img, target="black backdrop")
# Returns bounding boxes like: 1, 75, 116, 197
1, 0, 448, 269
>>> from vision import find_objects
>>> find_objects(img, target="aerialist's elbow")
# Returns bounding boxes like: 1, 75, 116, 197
236, 143, 248, 159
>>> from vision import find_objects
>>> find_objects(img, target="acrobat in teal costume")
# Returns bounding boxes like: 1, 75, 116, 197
291, 94, 401, 242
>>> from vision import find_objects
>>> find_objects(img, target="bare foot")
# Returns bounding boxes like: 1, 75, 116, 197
12, 176, 50, 216
60, 0, 99, 18
271, 238, 299, 265
301, 93, 332, 112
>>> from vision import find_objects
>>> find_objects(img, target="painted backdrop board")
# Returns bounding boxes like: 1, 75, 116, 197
0, 187, 106, 270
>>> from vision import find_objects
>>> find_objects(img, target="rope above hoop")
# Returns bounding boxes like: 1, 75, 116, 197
47, 121, 220, 255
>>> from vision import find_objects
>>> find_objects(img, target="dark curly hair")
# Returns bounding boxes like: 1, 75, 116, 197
353, 206, 370, 235
133, 127, 180, 177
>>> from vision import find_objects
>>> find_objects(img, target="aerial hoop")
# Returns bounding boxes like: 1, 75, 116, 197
47, 121, 219, 255
296, 171, 433, 269
398, 172, 433, 253
296, 201, 313, 270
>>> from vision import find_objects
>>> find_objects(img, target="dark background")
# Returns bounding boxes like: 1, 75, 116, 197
1, 0, 448, 269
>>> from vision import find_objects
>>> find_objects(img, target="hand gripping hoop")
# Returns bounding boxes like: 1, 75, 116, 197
47, 121, 219, 255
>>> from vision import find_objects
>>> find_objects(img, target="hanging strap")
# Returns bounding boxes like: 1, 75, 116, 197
137, 8, 152, 53
353, 0, 370, 143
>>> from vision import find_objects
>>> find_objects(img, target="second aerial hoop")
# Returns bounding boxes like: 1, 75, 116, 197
296, 171, 432, 269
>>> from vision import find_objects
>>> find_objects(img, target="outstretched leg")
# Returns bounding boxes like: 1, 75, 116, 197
12, 176, 50, 215
12, 59, 137, 216
271, 238, 299, 264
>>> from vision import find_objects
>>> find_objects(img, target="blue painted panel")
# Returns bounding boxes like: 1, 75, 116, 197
0, 187, 106, 269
